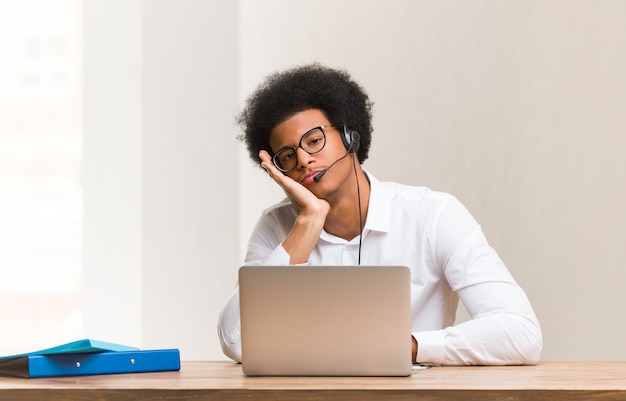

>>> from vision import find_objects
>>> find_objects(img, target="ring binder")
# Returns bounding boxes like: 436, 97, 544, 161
0, 339, 180, 378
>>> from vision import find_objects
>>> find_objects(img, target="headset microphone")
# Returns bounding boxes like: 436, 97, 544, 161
313, 151, 349, 182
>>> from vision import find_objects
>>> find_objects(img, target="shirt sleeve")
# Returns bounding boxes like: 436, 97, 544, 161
217, 286, 242, 362
414, 197, 543, 365
217, 207, 293, 362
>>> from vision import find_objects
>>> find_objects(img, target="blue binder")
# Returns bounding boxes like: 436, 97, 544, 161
0, 340, 181, 378
0, 339, 139, 359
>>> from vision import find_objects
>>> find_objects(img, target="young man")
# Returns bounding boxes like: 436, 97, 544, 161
218, 63, 542, 365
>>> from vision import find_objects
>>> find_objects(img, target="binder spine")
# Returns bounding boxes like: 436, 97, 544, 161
26, 349, 180, 378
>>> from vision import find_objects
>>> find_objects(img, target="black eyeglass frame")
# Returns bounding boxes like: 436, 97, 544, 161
271, 125, 334, 173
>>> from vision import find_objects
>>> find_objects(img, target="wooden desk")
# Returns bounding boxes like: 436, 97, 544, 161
1, 361, 625, 401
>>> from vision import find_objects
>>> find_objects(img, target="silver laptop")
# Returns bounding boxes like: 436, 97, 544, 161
238, 265, 412, 376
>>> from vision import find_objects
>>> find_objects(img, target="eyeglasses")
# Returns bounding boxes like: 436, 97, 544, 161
271, 125, 333, 172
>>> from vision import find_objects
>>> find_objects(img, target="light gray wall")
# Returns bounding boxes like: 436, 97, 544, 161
83, 0, 239, 360
238, 0, 626, 361
84, 0, 626, 361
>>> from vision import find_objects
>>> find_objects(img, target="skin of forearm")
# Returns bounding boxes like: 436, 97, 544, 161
283, 212, 327, 264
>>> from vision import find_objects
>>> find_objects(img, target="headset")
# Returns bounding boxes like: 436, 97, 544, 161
341, 124, 361, 153
313, 123, 365, 265
341, 124, 364, 265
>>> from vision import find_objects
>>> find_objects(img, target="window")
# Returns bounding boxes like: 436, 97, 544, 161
0, 0, 82, 355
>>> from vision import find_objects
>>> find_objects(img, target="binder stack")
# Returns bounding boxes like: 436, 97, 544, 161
0, 339, 180, 378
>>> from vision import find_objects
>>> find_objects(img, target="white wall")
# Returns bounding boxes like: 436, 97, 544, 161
84, 0, 626, 361
83, 0, 239, 360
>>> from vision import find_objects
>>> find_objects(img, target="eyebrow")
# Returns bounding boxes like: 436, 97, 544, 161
273, 124, 329, 152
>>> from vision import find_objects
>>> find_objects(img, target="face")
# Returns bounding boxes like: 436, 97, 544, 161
269, 109, 350, 188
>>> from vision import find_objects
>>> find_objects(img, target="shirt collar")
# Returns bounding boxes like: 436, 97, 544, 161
362, 170, 391, 233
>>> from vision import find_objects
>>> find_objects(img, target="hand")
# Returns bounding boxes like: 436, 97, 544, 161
412, 336, 418, 363
259, 150, 330, 264
259, 150, 330, 218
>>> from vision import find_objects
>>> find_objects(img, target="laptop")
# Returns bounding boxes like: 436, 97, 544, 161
238, 265, 412, 376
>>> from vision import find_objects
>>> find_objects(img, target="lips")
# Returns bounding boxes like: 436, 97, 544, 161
300, 170, 323, 184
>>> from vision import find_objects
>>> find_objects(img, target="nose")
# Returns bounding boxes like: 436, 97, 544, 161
295, 146, 315, 169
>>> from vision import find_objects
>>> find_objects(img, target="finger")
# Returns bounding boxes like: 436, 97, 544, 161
259, 150, 275, 171
259, 149, 272, 163
258, 150, 309, 206
258, 150, 274, 175
259, 150, 286, 179
259, 150, 290, 188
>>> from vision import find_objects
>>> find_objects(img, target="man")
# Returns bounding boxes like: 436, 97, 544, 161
218, 63, 542, 365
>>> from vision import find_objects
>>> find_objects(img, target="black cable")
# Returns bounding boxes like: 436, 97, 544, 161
352, 152, 363, 265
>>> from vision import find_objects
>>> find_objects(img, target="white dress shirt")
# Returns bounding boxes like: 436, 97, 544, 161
218, 172, 542, 365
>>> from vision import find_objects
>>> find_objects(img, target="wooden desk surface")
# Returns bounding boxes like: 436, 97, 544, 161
1, 361, 625, 401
